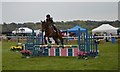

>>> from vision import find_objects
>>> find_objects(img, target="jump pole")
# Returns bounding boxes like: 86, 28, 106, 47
34, 45, 78, 48
32, 29, 35, 56
41, 23, 44, 45
78, 28, 81, 51
85, 29, 89, 53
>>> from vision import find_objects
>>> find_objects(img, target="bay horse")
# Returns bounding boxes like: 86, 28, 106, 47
41, 20, 64, 46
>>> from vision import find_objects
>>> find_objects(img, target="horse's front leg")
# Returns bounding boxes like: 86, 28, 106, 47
53, 36, 59, 45
44, 35, 47, 44
48, 37, 52, 44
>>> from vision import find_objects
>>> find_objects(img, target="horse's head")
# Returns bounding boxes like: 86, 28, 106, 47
41, 20, 47, 31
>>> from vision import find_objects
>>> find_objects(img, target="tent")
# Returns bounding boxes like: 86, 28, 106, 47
12, 27, 32, 34
67, 25, 87, 36
67, 25, 86, 32
34, 29, 42, 36
117, 28, 120, 35
92, 24, 118, 35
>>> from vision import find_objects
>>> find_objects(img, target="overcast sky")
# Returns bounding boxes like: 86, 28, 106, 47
1, 0, 120, 2
0, 2, 2, 24
1, 1, 119, 23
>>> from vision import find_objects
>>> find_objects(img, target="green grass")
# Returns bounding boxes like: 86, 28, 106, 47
2, 40, 118, 70
0, 41, 2, 71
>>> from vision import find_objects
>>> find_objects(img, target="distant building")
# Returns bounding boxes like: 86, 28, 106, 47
92, 24, 118, 35
12, 27, 32, 34
12, 27, 42, 36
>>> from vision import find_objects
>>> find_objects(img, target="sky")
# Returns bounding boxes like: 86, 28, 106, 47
1, 0, 119, 23
1, 0, 120, 2
118, 2, 120, 20
0, 2, 2, 24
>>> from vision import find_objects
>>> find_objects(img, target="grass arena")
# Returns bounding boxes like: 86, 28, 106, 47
1, 27, 119, 70
2, 40, 119, 70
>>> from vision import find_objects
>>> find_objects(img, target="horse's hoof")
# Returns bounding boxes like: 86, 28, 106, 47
47, 46, 51, 48
62, 46, 64, 49
48, 41, 52, 43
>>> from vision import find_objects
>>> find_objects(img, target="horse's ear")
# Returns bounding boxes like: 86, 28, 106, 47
44, 20, 45, 22
41, 20, 43, 23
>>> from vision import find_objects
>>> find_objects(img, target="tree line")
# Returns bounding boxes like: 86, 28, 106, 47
1, 20, 120, 34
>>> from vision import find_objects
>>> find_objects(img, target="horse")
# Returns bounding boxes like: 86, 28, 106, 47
41, 20, 64, 46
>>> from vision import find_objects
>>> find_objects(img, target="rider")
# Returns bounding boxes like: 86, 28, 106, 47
46, 14, 58, 34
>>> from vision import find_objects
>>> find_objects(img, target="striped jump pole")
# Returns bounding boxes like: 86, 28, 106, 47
62, 37, 78, 38
62, 37, 78, 40
34, 45, 78, 48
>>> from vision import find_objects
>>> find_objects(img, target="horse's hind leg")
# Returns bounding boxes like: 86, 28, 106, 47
59, 37, 64, 45
53, 37, 59, 45
44, 36, 47, 44
59, 37, 64, 48
58, 34, 64, 45
48, 37, 52, 44
61, 38, 64, 45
